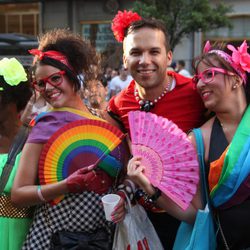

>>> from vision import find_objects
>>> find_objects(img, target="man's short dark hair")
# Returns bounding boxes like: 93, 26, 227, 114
125, 18, 171, 51
178, 60, 185, 67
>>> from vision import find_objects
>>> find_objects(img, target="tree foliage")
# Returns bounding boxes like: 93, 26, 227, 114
132, 0, 232, 50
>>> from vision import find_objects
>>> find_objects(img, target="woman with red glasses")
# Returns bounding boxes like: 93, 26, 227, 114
11, 29, 128, 250
189, 41, 250, 249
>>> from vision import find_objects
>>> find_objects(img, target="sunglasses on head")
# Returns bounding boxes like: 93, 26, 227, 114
192, 67, 235, 85
32, 70, 66, 92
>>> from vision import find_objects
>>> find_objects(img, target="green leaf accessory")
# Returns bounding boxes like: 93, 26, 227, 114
0, 57, 28, 90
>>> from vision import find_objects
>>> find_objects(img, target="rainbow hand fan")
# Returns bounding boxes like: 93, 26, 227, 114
128, 111, 199, 210
39, 119, 124, 204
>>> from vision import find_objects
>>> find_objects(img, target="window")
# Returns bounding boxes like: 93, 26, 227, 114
205, 15, 250, 40
81, 21, 122, 69
0, 3, 39, 36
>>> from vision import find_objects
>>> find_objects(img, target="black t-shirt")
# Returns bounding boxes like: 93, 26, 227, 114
208, 118, 250, 250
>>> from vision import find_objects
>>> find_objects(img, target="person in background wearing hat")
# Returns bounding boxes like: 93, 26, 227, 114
0, 57, 32, 250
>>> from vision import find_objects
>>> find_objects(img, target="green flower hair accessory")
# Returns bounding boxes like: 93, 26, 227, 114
0, 57, 27, 90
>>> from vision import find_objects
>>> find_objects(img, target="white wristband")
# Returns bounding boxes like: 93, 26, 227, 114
124, 179, 136, 193
37, 185, 46, 202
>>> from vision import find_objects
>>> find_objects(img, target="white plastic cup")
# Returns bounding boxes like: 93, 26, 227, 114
101, 194, 121, 221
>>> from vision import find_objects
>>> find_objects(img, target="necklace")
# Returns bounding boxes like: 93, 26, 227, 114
134, 80, 172, 112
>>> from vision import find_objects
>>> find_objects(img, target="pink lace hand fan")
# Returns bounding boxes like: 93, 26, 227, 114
128, 111, 199, 210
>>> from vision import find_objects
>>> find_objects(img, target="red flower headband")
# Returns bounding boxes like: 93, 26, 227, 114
203, 40, 250, 84
29, 49, 73, 71
111, 10, 142, 42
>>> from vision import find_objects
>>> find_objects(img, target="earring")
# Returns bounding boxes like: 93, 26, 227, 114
232, 84, 238, 89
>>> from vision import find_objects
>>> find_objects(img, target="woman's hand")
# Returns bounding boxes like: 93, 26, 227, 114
111, 194, 126, 223
66, 165, 96, 193
127, 156, 151, 190
66, 166, 113, 194
86, 170, 113, 194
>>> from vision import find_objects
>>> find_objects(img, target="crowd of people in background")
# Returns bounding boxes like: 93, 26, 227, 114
19, 59, 192, 115
167, 60, 192, 77
82, 59, 192, 105
1, 8, 250, 250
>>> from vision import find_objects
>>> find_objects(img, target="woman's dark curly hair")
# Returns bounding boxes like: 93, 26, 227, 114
0, 75, 32, 112
31, 28, 99, 91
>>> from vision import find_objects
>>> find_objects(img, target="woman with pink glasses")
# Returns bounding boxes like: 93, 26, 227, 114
11, 29, 127, 250
189, 41, 250, 249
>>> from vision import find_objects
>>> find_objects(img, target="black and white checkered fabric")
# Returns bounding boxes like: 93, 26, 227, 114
22, 191, 112, 250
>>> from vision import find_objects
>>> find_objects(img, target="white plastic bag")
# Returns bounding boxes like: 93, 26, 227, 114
112, 197, 164, 250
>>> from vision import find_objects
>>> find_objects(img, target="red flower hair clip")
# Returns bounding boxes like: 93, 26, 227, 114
112, 10, 142, 42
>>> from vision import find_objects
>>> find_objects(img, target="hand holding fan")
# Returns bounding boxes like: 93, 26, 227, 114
128, 111, 199, 210
39, 119, 124, 204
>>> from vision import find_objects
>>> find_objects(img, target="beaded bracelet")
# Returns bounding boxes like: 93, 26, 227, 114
135, 187, 162, 211
37, 185, 46, 202
149, 187, 162, 203
116, 179, 136, 201
117, 183, 134, 201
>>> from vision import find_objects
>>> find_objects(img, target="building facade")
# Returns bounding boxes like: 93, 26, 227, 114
174, 0, 250, 72
0, 0, 249, 70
